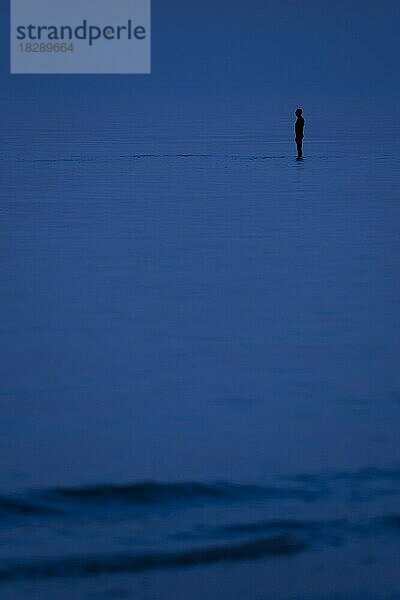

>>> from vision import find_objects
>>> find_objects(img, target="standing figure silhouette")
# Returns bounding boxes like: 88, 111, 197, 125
295, 108, 305, 159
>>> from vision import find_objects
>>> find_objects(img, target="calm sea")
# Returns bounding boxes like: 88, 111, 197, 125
1, 98, 400, 598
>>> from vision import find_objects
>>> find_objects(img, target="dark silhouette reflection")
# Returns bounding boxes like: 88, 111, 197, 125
295, 108, 305, 159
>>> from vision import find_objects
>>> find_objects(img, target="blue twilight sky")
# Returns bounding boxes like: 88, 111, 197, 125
1, 0, 400, 106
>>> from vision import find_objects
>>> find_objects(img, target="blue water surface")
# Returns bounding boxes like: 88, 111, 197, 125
1, 96, 400, 598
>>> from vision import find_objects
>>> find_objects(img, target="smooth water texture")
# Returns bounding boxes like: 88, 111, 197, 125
1, 100, 400, 599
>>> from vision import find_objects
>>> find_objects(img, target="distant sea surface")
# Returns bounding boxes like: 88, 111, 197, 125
1, 99, 400, 598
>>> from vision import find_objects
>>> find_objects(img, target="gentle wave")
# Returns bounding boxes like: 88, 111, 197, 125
380, 515, 400, 530
0, 497, 63, 518
0, 480, 325, 521
0, 534, 306, 581
2, 468, 400, 522
220, 518, 321, 535
1, 513, 399, 582
288, 466, 400, 484
47, 480, 323, 503
47, 480, 264, 503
